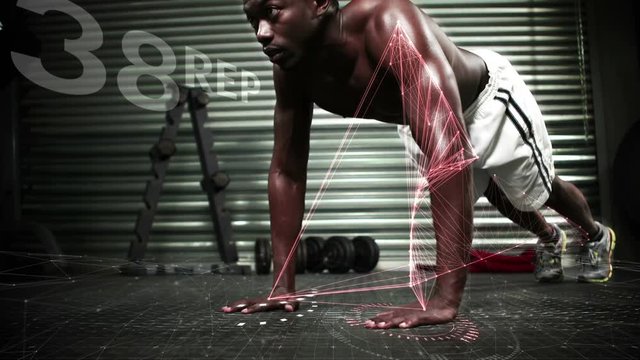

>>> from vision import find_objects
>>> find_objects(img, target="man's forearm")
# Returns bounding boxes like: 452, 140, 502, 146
268, 169, 307, 294
429, 167, 473, 301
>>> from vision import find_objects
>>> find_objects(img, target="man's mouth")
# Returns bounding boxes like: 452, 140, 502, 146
264, 47, 285, 62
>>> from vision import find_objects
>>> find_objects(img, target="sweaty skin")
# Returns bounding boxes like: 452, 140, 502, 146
223, 0, 489, 328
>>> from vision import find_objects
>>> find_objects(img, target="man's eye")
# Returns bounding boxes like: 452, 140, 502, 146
266, 7, 280, 19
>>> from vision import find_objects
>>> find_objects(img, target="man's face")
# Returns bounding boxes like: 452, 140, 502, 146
243, 0, 319, 70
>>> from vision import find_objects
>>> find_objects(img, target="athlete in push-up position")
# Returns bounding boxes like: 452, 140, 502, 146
221, 0, 615, 328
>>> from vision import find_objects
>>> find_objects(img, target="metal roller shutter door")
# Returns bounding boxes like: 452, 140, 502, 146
18, 0, 596, 268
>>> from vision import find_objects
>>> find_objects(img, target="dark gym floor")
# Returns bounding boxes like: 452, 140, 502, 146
1, 258, 639, 360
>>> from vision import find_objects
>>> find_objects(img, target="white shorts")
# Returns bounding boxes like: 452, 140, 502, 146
398, 49, 555, 211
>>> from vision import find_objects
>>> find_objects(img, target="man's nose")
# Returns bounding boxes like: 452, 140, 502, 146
256, 20, 273, 46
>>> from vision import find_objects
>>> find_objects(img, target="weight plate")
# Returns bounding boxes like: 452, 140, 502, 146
352, 236, 380, 273
305, 236, 326, 273
255, 237, 272, 275
296, 239, 307, 274
323, 236, 355, 274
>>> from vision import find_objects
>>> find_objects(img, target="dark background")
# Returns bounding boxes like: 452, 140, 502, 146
587, 1, 640, 262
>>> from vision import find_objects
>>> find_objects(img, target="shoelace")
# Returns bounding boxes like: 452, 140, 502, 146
538, 250, 559, 266
587, 246, 599, 266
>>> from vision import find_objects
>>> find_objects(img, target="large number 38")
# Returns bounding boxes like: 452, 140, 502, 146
11, 0, 178, 111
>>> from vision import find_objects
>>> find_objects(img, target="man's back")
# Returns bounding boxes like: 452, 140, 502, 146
284, 0, 490, 122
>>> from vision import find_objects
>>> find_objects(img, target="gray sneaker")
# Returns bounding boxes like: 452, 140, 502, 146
534, 224, 567, 283
577, 223, 616, 283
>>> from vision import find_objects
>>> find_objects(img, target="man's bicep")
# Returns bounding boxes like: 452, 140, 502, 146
364, 4, 474, 189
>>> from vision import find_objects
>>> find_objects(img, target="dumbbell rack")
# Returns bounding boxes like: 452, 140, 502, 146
122, 86, 249, 276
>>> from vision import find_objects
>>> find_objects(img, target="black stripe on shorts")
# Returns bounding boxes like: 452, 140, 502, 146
494, 89, 552, 194
496, 89, 553, 184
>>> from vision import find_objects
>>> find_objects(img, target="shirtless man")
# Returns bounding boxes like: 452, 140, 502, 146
221, 0, 616, 329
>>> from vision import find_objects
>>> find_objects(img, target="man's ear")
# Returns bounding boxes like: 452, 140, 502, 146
314, 0, 332, 17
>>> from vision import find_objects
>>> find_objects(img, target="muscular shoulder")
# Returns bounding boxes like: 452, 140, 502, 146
343, 0, 437, 47
343, 0, 428, 33
343, 0, 437, 61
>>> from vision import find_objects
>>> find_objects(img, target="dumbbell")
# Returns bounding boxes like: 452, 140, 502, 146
255, 235, 380, 274
254, 237, 307, 275
322, 236, 380, 274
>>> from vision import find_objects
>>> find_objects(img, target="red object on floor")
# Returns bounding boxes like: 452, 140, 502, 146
468, 249, 535, 273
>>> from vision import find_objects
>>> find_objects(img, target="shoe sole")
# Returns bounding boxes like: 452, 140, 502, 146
577, 227, 616, 283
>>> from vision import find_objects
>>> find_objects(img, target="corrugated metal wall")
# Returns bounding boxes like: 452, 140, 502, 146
17, 0, 596, 269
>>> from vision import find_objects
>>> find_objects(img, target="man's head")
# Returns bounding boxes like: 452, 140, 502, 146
243, 0, 339, 70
